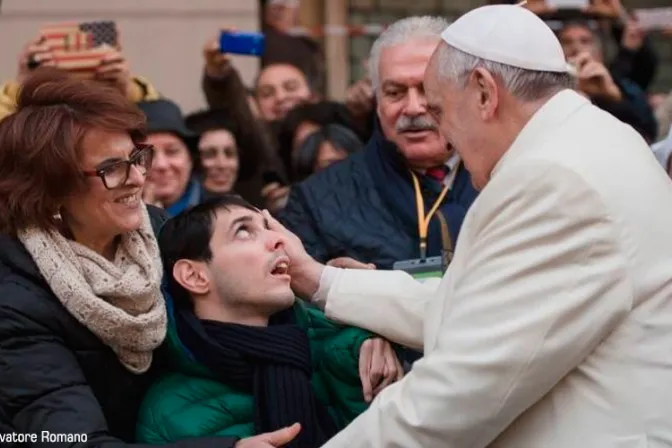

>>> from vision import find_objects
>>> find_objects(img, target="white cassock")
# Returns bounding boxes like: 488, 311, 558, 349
316, 90, 672, 447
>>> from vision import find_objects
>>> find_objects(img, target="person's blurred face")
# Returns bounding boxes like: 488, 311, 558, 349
204, 206, 295, 320
62, 129, 147, 246
376, 38, 450, 170
314, 141, 347, 171
264, 0, 300, 32
558, 24, 601, 61
256, 64, 312, 122
198, 129, 239, 194
146, 132, 193, 207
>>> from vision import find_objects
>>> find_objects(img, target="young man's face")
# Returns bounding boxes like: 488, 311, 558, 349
204, 206, 295, 317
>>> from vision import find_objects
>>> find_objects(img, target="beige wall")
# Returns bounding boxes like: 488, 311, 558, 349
0, 0, 260, 114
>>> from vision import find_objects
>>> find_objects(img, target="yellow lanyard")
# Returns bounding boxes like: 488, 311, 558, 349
411, 171, 450, 260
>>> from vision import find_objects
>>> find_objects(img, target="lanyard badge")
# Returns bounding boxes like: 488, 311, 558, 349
393, 172, 455, 281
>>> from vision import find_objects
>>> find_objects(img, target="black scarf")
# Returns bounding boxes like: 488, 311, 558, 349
175, 306, 339, 448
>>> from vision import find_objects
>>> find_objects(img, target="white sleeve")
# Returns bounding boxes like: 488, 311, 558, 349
311, 267, 440, 351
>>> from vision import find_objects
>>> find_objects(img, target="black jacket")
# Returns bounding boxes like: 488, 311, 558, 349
0, 206, 237, 448
280, 128, 479, 270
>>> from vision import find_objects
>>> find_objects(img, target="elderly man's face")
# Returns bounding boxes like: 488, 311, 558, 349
376, 38, 450, 169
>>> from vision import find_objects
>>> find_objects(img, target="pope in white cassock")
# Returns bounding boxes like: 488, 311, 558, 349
266, 4, 672, 448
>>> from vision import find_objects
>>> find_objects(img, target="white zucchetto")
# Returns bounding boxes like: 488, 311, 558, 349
441, 4, 572, 73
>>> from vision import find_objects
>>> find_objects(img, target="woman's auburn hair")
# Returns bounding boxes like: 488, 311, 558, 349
0, 67, 147, 235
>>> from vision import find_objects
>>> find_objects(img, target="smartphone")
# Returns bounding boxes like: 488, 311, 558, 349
219, 31, 265, 57
39, 21, 118, 75
40, 20, 118, 51
78, 21, 118, 47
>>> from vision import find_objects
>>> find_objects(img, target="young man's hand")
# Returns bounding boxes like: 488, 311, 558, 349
359, 338, 404, 402
235, 423, 301, 447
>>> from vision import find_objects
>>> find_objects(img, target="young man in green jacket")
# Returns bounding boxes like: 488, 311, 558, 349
137, 195, 403, 447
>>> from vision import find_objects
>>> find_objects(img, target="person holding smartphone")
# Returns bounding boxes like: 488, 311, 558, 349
0, 30, 160, 123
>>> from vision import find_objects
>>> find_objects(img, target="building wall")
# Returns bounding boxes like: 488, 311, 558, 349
0, 0, 260, 114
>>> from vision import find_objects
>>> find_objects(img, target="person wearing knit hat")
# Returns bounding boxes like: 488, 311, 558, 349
138, 99, 203, 216
263, 4, 672, 447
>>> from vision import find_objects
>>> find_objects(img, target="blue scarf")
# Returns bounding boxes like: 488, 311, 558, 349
362, 127, 478, 259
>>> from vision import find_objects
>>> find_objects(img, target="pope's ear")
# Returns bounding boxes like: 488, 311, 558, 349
172, 259, 210, 296
471, 67, 499, 120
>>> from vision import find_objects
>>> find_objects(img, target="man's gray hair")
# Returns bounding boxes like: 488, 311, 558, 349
434, 42, 576, 102
368, 16, 449, 91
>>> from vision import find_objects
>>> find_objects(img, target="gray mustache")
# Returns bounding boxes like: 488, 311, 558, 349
395, 115, 437, 133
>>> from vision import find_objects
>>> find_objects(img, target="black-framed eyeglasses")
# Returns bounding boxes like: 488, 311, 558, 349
82, 144, 154, 190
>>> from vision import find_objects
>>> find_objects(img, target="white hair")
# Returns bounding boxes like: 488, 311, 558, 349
368, 16, 450, 91
434, 42, 576, 102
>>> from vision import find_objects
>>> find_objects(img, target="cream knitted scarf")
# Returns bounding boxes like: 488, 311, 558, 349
18, 205, 167, 374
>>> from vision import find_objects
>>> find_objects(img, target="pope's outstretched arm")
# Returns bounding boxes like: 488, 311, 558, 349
315, 266, 440, 350
315, 161, 632, 448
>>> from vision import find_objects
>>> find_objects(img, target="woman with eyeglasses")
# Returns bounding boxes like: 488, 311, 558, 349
0, 68, 290, 448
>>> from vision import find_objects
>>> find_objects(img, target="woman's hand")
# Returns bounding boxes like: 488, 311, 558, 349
359, 338, 404, 402
96, 48, 132, 96
17, 36, 55, 83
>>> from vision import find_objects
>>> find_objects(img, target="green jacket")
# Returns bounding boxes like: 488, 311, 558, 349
136, 302, 373, 443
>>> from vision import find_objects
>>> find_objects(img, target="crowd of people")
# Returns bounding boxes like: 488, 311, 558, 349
1, 0, 672, 446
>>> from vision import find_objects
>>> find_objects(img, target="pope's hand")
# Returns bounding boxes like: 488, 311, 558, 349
359, 338, 404, 402
263, 210, 324, 299
235, 423, 301, 447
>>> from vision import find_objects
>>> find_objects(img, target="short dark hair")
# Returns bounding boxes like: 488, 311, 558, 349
159, 194, 257, 309
292, 124, 363, 181
0, 68, 146, 235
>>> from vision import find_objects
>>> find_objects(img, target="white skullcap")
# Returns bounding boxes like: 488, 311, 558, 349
441, 4, 571, 73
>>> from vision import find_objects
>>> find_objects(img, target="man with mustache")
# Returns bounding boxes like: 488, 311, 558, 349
280, 16, 478, 271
